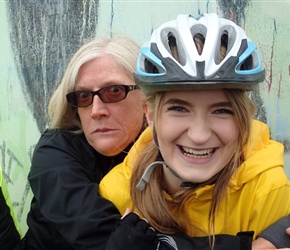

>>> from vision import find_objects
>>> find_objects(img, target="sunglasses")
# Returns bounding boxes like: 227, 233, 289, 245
66, 84, 140, 108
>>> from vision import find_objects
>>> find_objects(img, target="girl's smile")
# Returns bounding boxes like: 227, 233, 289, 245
180, 146, 215, 159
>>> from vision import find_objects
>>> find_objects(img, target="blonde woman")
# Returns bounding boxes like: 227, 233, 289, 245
20, 36, 146, 250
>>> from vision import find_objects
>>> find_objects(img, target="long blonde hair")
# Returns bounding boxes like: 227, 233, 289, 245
130, 89, 255, 236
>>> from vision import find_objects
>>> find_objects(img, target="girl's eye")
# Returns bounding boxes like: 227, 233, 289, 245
167, 105, 187, 112
213, 109, 234, 115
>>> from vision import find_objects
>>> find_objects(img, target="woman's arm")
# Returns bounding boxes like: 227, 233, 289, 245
105, 212, 254, 250
24, 130, 121, 250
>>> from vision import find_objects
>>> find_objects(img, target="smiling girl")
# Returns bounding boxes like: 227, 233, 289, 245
100, 13, 290, 250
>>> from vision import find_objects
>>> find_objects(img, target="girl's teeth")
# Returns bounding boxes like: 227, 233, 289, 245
182, 147, 214, 158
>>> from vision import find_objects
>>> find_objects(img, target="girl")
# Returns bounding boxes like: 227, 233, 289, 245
100, 13, 290, 249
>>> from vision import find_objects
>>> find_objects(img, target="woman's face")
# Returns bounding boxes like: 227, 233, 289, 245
149, 89, 239, 191
76, 54, 144, 156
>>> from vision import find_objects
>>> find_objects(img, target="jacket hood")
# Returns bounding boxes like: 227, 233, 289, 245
122, 126, 153, 180
233, 119, 284, 186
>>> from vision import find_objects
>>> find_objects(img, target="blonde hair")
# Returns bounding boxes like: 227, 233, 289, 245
48, 36, 140, 132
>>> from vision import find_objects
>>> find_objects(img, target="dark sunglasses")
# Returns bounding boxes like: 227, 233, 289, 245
66, 84, 140, 108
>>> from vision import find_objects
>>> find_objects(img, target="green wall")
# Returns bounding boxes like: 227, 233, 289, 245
0, 0, 289, 234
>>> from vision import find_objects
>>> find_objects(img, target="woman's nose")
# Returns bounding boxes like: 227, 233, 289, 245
90, 95, 110, 119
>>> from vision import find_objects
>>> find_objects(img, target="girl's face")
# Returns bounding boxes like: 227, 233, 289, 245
148, 89, 239, 191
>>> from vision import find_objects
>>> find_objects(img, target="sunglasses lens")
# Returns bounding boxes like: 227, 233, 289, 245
100, 85, 126, 103
67, 91, 92, 107
75, 91, 93, 107
67, 85, 132, 108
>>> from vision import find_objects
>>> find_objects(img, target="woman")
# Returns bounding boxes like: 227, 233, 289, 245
20, 36, 146, 250
100, 13, 290, 249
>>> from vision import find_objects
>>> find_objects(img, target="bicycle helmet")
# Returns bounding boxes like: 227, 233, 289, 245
134, 13, 265, 93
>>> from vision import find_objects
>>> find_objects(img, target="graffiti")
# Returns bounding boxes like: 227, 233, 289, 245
6, 0, 99, 133
217, 0, 250, 26
262, 18, 290, 151
265, 19, 277, 93
109, 0, 115, 37
0, 141, 33, 222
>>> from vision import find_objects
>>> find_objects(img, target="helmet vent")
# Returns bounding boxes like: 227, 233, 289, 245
167, 32, 180, 62
193, 33, 205, 55
219, 32, 229, 63
239, 53, 254, 70
144, 58, 160, 73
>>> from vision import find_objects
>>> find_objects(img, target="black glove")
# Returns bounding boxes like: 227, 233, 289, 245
105, 212, 159, 250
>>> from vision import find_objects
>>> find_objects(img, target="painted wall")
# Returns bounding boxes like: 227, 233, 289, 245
0, 0, 289, 234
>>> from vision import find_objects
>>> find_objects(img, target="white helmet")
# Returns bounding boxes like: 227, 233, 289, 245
134, 13, 265, 93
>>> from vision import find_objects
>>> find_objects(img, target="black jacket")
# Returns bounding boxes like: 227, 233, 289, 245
22, 129, 129, 250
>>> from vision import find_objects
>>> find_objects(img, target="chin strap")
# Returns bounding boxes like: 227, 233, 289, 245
136, 126, 195, 191
136, 159, 195, 191
165, 165, 195, 189
136, 161, 165, 191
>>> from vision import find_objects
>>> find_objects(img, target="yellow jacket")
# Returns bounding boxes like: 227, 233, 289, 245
99, 120, 290, 238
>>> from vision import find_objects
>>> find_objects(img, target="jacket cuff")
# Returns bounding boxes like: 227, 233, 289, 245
258, 215, 290, 248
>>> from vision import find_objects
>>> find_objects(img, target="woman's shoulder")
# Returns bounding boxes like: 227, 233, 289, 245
36, 129, 89, 151
40, 128, 85, 142
31, 129, 95, 173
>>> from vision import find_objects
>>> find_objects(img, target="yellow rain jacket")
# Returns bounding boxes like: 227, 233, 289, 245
99, 120, 290, 238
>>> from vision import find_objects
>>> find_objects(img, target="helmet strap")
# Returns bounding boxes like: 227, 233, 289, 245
153, 126, 195, 189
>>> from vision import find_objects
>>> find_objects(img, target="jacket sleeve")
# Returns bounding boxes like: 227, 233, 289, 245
257, 215, 290, 248
26, 131, 121, 250
105, 213, 253, 250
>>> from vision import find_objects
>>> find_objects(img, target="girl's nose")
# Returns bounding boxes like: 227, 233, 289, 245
187, 117, 211, 144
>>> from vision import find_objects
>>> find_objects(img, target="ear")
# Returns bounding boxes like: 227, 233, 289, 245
144, 103, 154, 128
